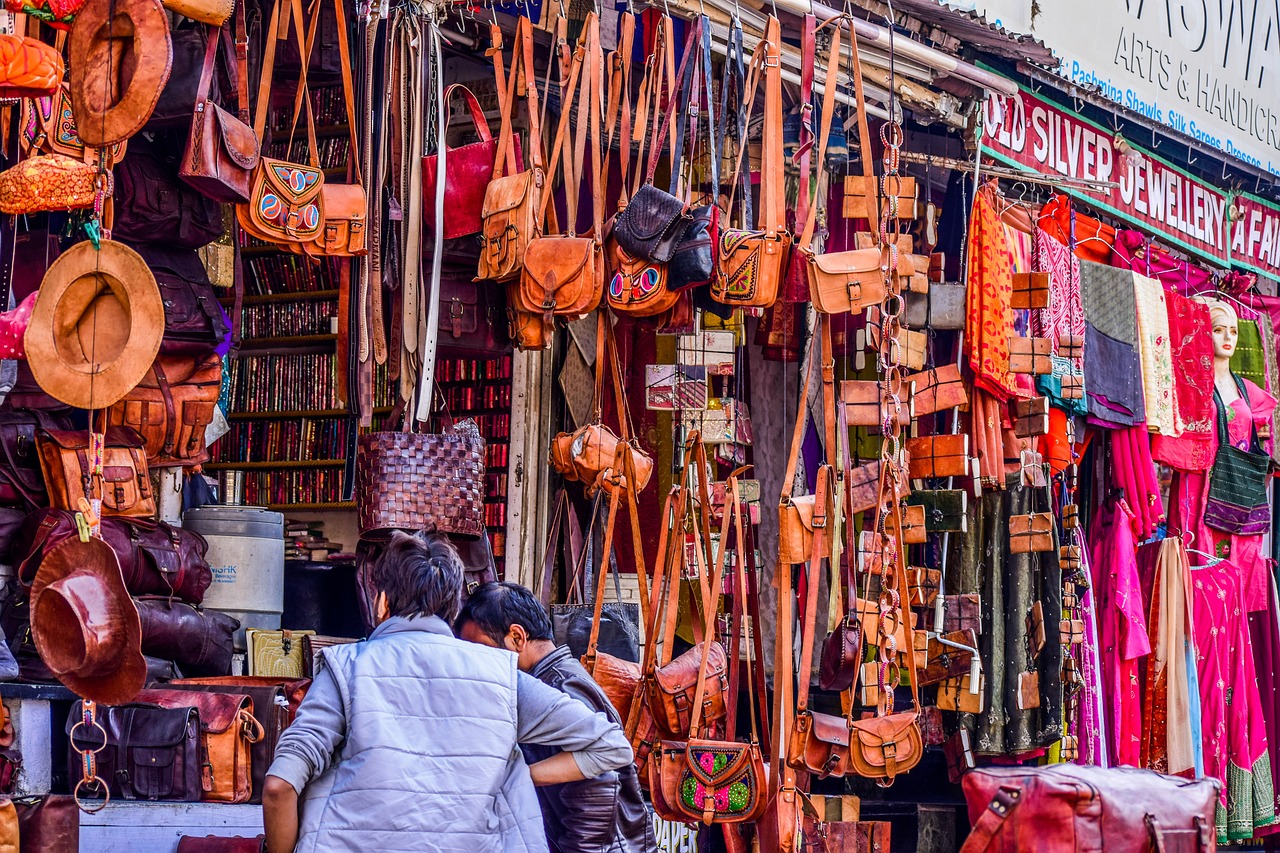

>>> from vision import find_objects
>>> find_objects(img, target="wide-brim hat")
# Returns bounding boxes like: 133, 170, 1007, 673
25, 239, 164, 410
68, 0, 172, 147
30, 536, 145, 705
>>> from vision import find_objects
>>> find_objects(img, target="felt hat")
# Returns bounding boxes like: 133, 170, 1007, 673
68, 0, 172, 147
30, 536, 145, 705
24, 240, 164, 410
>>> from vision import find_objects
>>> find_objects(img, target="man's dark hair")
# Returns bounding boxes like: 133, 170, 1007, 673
457, 582, 554, 646
371, 531, 465, 622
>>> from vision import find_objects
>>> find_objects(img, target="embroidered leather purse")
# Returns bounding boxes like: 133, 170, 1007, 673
712, 16, 789, 309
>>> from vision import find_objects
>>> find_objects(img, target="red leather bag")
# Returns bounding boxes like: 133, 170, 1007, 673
959, 764, 1219, 853
422, 84, 521, 242
177, 838, 265, 852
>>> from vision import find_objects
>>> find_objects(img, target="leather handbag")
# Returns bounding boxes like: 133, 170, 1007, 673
0, 153, 99, 214
614, 182, 690, 265
107, 355, 221, 468
139, 689, 263, 804
177, 837, 266, 852
0, 409, 73, 510
246, 628, 314, 678
1206, 374, 1271, 535
113, 136, 225, 250
168, 677, 310, 803
607, 238, 679, 317
20, 83, 126, 166
477, 17, 545, 283
136, 596, 238, 676
237, 0, 324, 250
778, 465, 832, 565
136, 245, 231, 357
355, 411, 487, 540
798, 795, 890, 853
15, 795, 77, 853
517, 14, 605, 327
905, 434, 970, 480
66, 701, 203, 801
713, 17, 789, 309
842, 380, 913, 429
37, 427, 155, 519
906, 364, 968, 415
958, 764, 1218, 853
423, 85, 521, 242
179, 14, 260, 204
15, 509, 212, 604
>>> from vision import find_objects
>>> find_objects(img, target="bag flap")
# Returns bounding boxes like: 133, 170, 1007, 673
850, 713, 920, 764
811, 247, 882, 277
481, 170, 538, 218
138, 689, 250, 734
789, 493, 824, 533
807, 711, 851, 749
684, 738, 754, 785
654, 642, 725, 696
139, 532, 180, 580
521, 238, 596, 302
68, 703, 194, 749
718, 230, 765, 281
260, 157, 324, 206
37, 429, 88, 451
617, 185, 688, 242
319, 182, 366, 215
101, 465, 135, 483
210, 103, 260, 169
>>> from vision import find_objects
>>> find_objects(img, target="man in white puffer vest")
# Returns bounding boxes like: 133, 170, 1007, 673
263, 531, 634, 853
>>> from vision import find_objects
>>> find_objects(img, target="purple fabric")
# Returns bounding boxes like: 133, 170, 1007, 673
1085, 323, 1145, 427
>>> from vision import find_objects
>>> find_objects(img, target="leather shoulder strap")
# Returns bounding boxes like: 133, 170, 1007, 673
793, 464, 833, 715
760, 15, 784, 235
799, 23, 842, 248
847, 26, 878, 226
957, 785, 1023, 853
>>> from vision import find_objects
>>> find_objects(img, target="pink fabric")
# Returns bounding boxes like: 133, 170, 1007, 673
1110, 230, 1217, 296
1032, 227, 1085, 352
1152, 293, 1215, 471
1169, 379, 1276, 612
1088, 497, 1152, 767
1110, 427, 1164, 541
1075, 541, 1109, 768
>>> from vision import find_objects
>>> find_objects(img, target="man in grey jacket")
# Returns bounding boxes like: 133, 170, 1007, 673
263, 532, 633, 853
458, 582, 655, 853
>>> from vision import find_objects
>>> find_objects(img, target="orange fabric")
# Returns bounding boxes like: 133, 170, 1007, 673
1040, 406, 1072, 475
1037, 194, 1114, 264
965, 187, 1017, 401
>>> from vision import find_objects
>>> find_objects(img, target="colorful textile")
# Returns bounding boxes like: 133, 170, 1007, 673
1088, 497, 1151, 767
1138, 538, 1196, 777
1191, 560, 1277, 841
1132, 274, 1177, 435
1084, 323, 1146, 427
968, 387, 1018, 488
1257, 315, 1280, 467
1032, 227, 1085, 350
1037, 194, 1114, 264
1111, 426, 1164, 540
1233, 320, 1269, 391
1075, 540, 1109, 768
1111, 229, 1217, 296
1166, 292, 1215, 435
965, 189, 1018, 400
1248, 584, 1280, 831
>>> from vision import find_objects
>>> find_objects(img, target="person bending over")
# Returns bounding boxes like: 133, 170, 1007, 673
263, 533, 633, 853
458, 581, 655, 853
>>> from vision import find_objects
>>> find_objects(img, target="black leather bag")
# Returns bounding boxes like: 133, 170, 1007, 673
0, 409, 74, 511
66, 701, 202, 801
135, 245, 231, 356
667, 203, 717, 290
113, 138, 225, 250
613, 185, 691, 264
146, 24, 227, 130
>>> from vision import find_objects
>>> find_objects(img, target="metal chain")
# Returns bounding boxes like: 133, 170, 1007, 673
70, 700, 109, 813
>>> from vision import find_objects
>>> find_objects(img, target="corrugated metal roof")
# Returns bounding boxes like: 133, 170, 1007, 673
888, 0, 1057, 68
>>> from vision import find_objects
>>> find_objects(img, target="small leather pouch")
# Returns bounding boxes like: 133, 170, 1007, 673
778, 491, 833, 565
905, 434, 970, 479
841, 381, 913, 428
843, 174, 917, 221
848, 459, 909, 515
942, 593, 981, 634
943, 728, 975, 783
1014, 396, 1051, 438
1060, 544, 1082, 572
905, 364, 967, 415
905, 489, 968, 534
1016, 671, 1041, 710
886, 503, 927, 544
938, 673, 985, 713
854, 231, 913, 254
1060, 619, 1085, 644
1060, 734, 1080, 761
906, 567, 942, 607
866, 309, 927, 370
1008, 335, 1053, 374
1063, 503, 1080, 530
1009, 512, 1054, 553
904, 282, 966, 329
1026, 601, 1046, 656
1011, 271, 1051, 309
918, 628, 978, 686
1058, 333, 1084, 359
805, 245, 886, 315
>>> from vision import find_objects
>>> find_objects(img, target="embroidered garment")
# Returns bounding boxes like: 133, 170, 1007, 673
1152, 292, 1215, 471
1257, 316, 1280, 467
1032, 227, 1085, 350
1110, 229, 1217, 296
966, 189, 1018, 401
1232, 320, 1269, 391
1137, 537, 1196, 777
1084, 323, 1146, 427
1133, 274, 1177, 435
1191, 560, 1277, 841
1075, 541, 1109, 768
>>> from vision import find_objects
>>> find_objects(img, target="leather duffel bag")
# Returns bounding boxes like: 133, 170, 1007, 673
959, 764, 1219, 852
106, 354, 222, 469
14, 509, 212, 604
139, 688, 263, 804
135, 596, 238, 677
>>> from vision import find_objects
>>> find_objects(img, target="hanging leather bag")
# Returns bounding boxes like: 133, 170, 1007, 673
0, 409, 73, 510
36, 427, 156, 519
107, 355, 222, 468
138, 689, 264, 804
712, 16, 789, 309
66, 701, 203, 801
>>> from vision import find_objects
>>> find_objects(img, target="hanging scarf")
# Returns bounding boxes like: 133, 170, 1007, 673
1133, 273, 1177, 436
965, 187, 1017, 400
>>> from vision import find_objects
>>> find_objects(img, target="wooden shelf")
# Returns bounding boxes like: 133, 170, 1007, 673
266, 501, 356, 511
206, 459, 346, 470
228, 408, 350, 420
239, 334, 337, 348
221, 289, 340, 306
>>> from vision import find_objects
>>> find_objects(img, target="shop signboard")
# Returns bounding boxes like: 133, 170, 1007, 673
1030, 1, 1280, 177
982, 86, 1230, 266
1230, 194, 1280, 280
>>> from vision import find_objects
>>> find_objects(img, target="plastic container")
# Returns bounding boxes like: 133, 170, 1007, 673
183, 506, 285, 649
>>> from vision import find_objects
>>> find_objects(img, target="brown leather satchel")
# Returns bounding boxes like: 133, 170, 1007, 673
905, 434, 970, 480
179, 9, 259, 204
905, 364, 968, 415
37, 427, 155, 518
139, 688, 265, 804
1009, 512, 1054, 553
713, 17, 789, 309
477, 18, 544, 283
778, 472, 833, 565
517, 14, 605, 326
106, 355, 221, 469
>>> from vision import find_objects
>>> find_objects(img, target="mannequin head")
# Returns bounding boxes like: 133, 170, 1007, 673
1194, 297, 1239, 367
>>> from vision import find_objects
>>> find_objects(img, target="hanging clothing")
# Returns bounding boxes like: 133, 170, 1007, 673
1256, 315, 1280, 468
1232, 320, 1269, 390
1137, 537, 1196, 777
1084, 323, 1146, 428
967, 387, 1019, 489
1074, 539, 1109, 768
1088, 496, 1151, 767
1037, 194, 1114, 264
1132, 274, 1177, 436
1153, 293, 1215, 471
1248, 575, 1280, 832
1169, 377, 1277, 613
1110, 229, 1217, 296
965, 188, 1018, 401
1032, 227, 1085, 349
1191, 560, 1277, 841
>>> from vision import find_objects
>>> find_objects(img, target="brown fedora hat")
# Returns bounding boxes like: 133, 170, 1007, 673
30, 536, 146, 705
24, 240, 165, 410
68, 0, 172, 147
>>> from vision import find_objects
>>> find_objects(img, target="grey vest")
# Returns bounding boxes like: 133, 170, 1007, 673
294, 617, 549, 853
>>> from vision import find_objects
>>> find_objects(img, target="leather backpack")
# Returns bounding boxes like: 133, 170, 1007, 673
36, 427, 155, 520
106, 354, 222, 469
113, 135, 225, 250
713, 16, 789, 309
134, 244, 230, 357
0, 409, 74, 510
